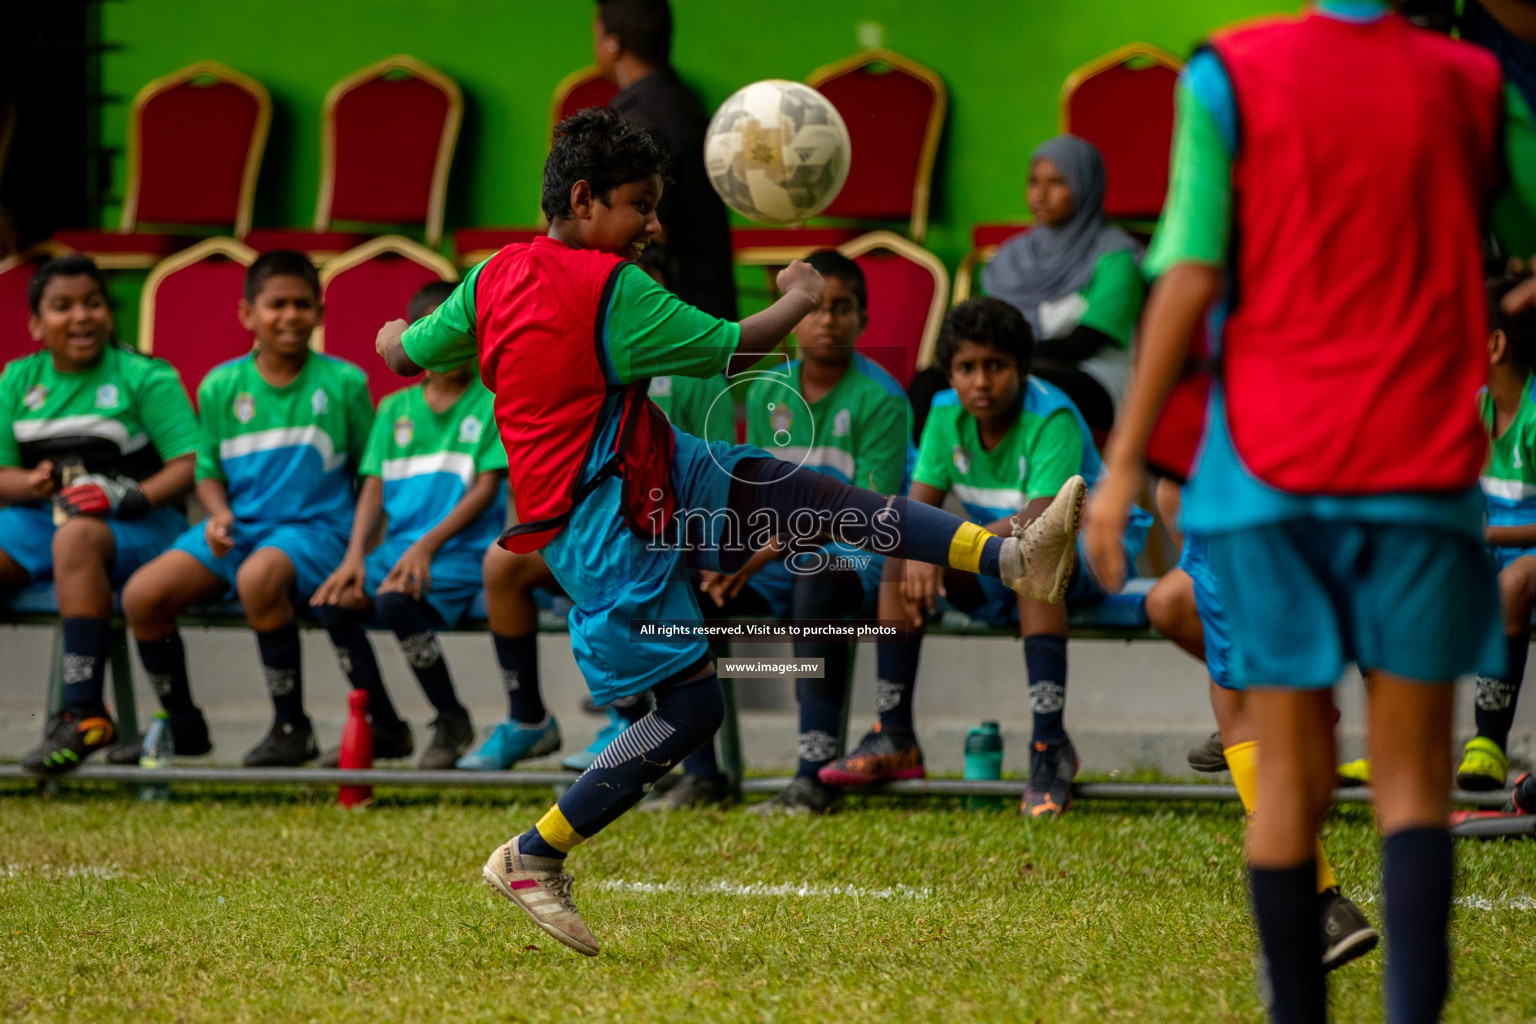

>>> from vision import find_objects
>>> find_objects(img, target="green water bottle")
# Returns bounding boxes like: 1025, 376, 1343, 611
964, 721, 1003, 809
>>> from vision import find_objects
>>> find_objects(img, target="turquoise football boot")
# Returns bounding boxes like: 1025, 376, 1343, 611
457, 717, 561, 770
561, 707, 629, 772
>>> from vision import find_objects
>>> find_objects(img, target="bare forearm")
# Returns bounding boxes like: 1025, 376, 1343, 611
0, 467, 40, 503
413, 474, 500, 555
376, 320, 424, 377
1488, 523, 1536, 548
195, 478, 233, 519
138, 454, 194, 508
730, 289, 819, 376
1103, 264, 1220, 470
346, 477, 385, 558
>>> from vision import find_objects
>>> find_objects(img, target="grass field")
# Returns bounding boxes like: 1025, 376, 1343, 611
4, 782, 1536, 1023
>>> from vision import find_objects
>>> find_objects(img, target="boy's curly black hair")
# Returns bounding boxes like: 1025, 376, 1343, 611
935, 297, 1033, 374
27, 254, 109, 314
1490, 275, 1536, 370
541, 107, 671, 223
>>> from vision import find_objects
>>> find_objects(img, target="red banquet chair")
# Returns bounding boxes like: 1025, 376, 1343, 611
0, 241, 74, 367
317, 236, 458, 401
734, 49, 947, 266
246, 56, 462, 260
453, 66, 618, 265
836, 231, 948, 388
1060, 43, 1182, 223
138, 237, 258, 396
54, 62, 270, 269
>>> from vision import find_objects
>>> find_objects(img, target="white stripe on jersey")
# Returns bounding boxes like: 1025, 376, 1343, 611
380, 451, 476, 488
219, 425, 346, 472
773, 445, 856, 481
1481, 476, 1536, 501
13, 415, 149, 453
952, 483, 1028, 515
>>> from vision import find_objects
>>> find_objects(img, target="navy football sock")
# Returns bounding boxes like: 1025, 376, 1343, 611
1474, 633, 1528, 751
520, 670, 725, 859
1250, 861, 1326, 1024
60, 616, 111, 717
1382, 828, 1453, 1024
790, 570, 859, 775
376, 592, 465, 719
795, 675, 845, 777
137, 631, 195, 715
725, 457, 1005, 574
875, 633, 922, 736
492, 631, 546, 724
1024, 633, 1069, 745
255, 621, 306, 725
313, 604, 401, 727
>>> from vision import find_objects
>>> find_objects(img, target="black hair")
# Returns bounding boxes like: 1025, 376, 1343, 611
541, 106, 671, 222
635, 241, 677, 291
28, 254, 108, 314
244, 249, 321, 304
1490, 275, 1536, 369
408, 279, 457, 323
936, 297, 1033, 374
805, 249, 867, 312
596, 0, 672, 67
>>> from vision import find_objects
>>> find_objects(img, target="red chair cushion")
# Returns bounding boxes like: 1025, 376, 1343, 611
322, 254, 450, 401
453, 228, 544, 260
137, 78, 262, 227
0, 256, 45, 369
850, 247, 939, 388
143, 254, 253, 395
971, 223, 1030, 249
50, 231, 192, 258
556, 74, 619, 123
242, 229, 372, 255
1065, 60, 1179, 221
731, 226, 862, 253
815, 61, 940, 222
331, 74, 452, 225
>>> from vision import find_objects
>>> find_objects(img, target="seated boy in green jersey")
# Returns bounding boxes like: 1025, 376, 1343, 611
8, 255, 200, 773
117, 251, 375, 768
1459, 276, 1536, 790
375, 108, 1083, 957
831, 297, 1150, 819
309, 281, 507, 770
652, 248, 913, 815
459, 243, 737, 774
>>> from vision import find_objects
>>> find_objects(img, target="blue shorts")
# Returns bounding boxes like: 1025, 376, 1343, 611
0, 503, 186, 586
1490, 544, 1536, 574
745, 542, 882, 618
949, 532, 1144, 627
172, 518, 350, 603
1180, 533, 1233, 689
542, 428, 769, 706
1205, 520, 1504, 688
364, 537, 482, 628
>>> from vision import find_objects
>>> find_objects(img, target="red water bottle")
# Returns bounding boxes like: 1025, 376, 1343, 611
338, 689, 373, 808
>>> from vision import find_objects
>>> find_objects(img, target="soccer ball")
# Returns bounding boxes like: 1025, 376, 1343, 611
703, 80, 851, 225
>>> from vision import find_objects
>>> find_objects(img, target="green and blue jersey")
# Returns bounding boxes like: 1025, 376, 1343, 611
1481, 374, 1536, 527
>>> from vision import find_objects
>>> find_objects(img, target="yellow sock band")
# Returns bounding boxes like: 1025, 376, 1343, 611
535, 805, 585, 854
1223, 740, 1338, 893
948, 521, 991, 574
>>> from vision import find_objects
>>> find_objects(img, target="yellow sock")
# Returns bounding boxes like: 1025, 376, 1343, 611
534, 805, 585, 854
948, 521, 991, 573
1222, 741, 1337, 893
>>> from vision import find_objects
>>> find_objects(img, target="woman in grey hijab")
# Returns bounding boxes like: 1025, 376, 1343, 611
980, 135, 1145, 431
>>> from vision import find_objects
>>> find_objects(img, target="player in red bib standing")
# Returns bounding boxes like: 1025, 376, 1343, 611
1089, 2, 1536, 1021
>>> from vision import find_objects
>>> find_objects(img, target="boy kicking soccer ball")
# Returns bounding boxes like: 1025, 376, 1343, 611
374, 108, 1085, 956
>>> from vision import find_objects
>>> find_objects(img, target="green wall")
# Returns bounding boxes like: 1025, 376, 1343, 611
101, 0, 1290, 275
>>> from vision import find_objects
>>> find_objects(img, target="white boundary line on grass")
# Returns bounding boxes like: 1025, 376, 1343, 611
596, 878, 932, 900
2, 863, 120, 881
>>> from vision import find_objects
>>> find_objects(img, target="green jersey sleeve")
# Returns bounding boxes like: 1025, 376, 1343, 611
400, 263, 481, 373
137, 360, 200, 462
603, 264, 740, 383
357, 394, 394, 478
1024, 410, 1083, 501
0, 364, 22, 468
194, 373, 228, 484
1144, 76, 1233, 278
1078, 251, 1145, 347
853, 391, 908, 495
912, 409, 955, 493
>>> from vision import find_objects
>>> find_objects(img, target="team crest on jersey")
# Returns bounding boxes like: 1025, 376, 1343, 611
311, 389, 328, 415
832, 409, 851, 438
770, 403, 792, 434
94, 384, 119, 409
22, 385, 48, 411
648, 376, 672, 398
953, 445, 971, 475
458, 415, 483, 444
394, 417, 414, 447
233, 393, 255, 423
